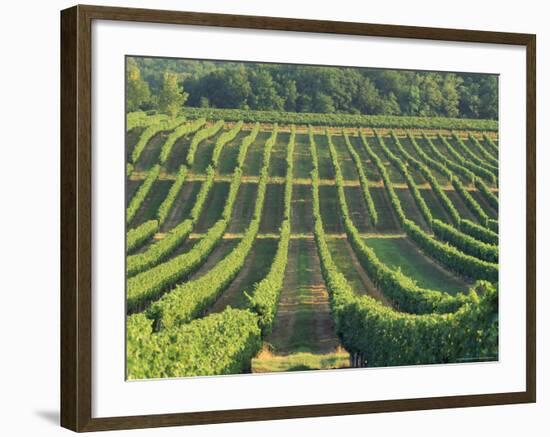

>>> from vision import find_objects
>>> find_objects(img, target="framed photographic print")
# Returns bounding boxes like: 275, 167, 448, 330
60, 4, 536, 432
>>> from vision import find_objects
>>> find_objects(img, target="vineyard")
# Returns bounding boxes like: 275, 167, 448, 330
125, 111, 499, 379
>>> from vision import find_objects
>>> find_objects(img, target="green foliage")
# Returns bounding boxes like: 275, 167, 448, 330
126, 167, 234, 309
432, 219, 498, 263
451, 177, 490, 227
483, 134, 500, 156
186, 120, 224, 166
438, 134, 496, 185
324, 131, 470, 314
401, 132, 461, 226
468, 133, 499, 167
211, 121, 244, 167
126, 165, 160, 224
475, 178, 499, 211
131, 116, 186, 164
148, 128, 278, 328
126, 59, 151, 112
126, 220, 159, 253
127, 308, 261, 379
460, 219, 499, 245
157, 72, 188, 117
246, 127, 294, 333
157, 165, 188, 225
310, 137, 498, 366
452, 132, 498, 174
374, 131, 433, 227
182, 107, 498, 131
126, 163, 134, 177
126, 111, 168, 131
342, 132, 378, 226
158, 118, 206, 163
237, 123, 261, 168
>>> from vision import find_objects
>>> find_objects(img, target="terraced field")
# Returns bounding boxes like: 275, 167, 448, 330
125, 112, 499, 379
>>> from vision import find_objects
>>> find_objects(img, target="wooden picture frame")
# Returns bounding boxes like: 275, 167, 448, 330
60, 4, 536, 432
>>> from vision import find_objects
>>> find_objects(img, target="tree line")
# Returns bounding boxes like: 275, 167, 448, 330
127, 56, 498, 119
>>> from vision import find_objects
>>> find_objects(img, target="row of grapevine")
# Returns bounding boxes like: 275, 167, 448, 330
130, 116, 186, 164
126, 163, 134, 177
361, 135, 498, 281
126, 168, 240, 311
324, 131, 471, 314
126, 166, 215, 277
126, 111, 169, 131
158, 118, 206, 163
460, 219, 499, 245
452, 132, 498, 173
246, 126, 295, 333
311, 135, 498, 367
342, 132, 378, 226
126, 164, 160, 224
483, 133, 500, 156
237, 123, 261, 168
156, 165, 188, 225
438, 134, 497, 185
432, 219, 498, 263
419, 134, 476, 184
181, 107, 498, 131
186, 120, 224, 166
414, 134, 499, 224
210, 121, 244, 167
391, 132, 499, 257
127, 307, 261, 379
127, 220, 159, 253
474, 178, 499, 211
397, 133, 461, 226
147, 127, 279, 329
468, 133, 499, 166
374, 131, 433, 226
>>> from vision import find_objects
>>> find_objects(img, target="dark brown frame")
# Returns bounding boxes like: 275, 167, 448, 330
60, 4, 536, 432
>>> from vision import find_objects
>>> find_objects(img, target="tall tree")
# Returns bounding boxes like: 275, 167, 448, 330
157, 72, 188, 116
126, 58, 151, 112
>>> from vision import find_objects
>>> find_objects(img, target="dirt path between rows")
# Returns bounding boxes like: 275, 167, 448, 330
266, 238, 340, 355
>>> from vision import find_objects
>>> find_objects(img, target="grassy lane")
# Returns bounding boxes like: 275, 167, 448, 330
264, 238, 342, 356
421, 188, 453, 223
126, 128, 144, 162
370, 135, 407, 184
134, 132, 163, 172
446, 190, 480, 223
471, 190, 498, 220
126, 180, 141, 207
291, 184, 314, 234
159, 181, 202, 232
243, 131, 270, 176
395, 187, 430, 231
207, 238, 279, 313
348, 134, 382, 182
363, 236, 472, 295
128, 180, 171, 228
164, 135, 190, 174
190, 136, 218, 174
369, 186, 401, 232
332, 135, 359, 180
315, 134, 336, 180
327, 238, 392, 306
345, 186, 374, 232
260, 184, 284, 233
401, 136, 449, 185
226, 183, 258, 233
183, 240, 240, 281
217, 130, 249, 175
269, 132, 290, 178
192, 182, 229, 232
319, 185, 344, 234
293, 133, 312, 179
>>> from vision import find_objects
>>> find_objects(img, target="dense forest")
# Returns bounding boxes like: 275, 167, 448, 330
127, 57, 498, 119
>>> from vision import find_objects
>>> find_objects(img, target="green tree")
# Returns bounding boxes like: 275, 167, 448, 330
158, 72, 188, 116
126, 58, 151, 112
